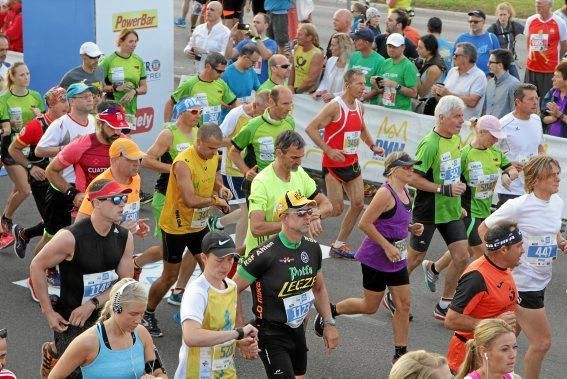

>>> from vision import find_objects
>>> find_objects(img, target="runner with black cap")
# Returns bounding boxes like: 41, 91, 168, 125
444, 221, 522, 373
233, 190, 339, 379
312, 151, 423, 364
175, 230, 259, 378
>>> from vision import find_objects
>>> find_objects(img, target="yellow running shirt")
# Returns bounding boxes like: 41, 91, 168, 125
293, 45, 319, 93
159, 146, 219, 234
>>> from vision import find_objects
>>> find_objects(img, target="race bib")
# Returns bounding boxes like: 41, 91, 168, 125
258, 136, 275, 162
176, 142, 191, 152
526, 235, 557, 267
191, 206, 211, 229
343, 131, 360, 154
394, 239, 408, 260
121, 201, 140, 223
81, 270, 119, 304
110, 67, 125, 85
9, 107, 22, 129
530, 34, 549, 52
203, 106, 221, 124
440, 158, 461, 184
474, 174, 499, 200
283, 289, 315, 328
211, 341, 236, 371
194, 93, 209, 107
382, 86, 396, 107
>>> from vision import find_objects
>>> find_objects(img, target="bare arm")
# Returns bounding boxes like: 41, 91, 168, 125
8, 138, 30, 166
444, 309, 481, 332
47, 331, 97, 378
35, 144, 63, 158
358, 187, 395, 250
313, 192, 333, 219
164, 97, 175, 122
174, 162, 217, 208
139, 327, 168, 378
45, 158, 73, 193
408, 171, 440, 193
233, 273, 253, 327
182, 319, 241, 347
249, 210, 281, 238
228, 145, 251, 176
304, 101, 339, 152
141, 129, 174, 173
312, 272, 339, 351
137, 79, 148, 95
418, 66, 442, 98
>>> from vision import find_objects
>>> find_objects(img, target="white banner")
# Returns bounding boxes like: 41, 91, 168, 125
95, 0, 173, 151
292, 95, 567, 217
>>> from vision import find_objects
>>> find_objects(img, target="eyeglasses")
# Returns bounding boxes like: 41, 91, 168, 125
286, 208, 315, 218
98, 195, 128, 205
453, 53, 464, 58
0, 328, 6, 338
74, 93, 94, 100
276, 64, 291, 69
213, 67, 225, 74
468, 20, 482, 24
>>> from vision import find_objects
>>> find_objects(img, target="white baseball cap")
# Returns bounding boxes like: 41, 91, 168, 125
79, 42, 102, 58
386, 33, 405, 48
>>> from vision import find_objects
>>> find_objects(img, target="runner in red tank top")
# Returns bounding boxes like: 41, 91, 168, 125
306, 68, 384, 258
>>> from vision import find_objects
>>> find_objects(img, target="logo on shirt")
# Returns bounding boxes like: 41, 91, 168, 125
300, 251, 309, 263
289, 265, 313, 281
279, 256, 294, 263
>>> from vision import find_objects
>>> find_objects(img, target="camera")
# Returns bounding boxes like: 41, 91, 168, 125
238, 23, 250, 30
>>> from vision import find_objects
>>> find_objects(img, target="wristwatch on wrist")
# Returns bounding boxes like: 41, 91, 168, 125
90, 297, 100, 309
25, 163, 33, 171
395, 84, 402, 92
323, 318, 336, 327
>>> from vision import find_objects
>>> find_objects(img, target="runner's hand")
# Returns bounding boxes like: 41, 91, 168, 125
497, 311, 516, 329
73, 192, 85, 208
408, 223, 423, 236
322, 92, 335, 103
238, 337, 260, 360
219, 186, 233, 201
384, 243, 403, 263
309, 215, 323, 237
121, 219, 140, 234
29, 166, 46, 181
135, 219, 151, 239
45, 310, 69, 332
558, 238, 567, 252
325, 148, 345, 162
461, 208, 468, 218
213, 196, 230, 214
451, 182, 466, 196
243, 323, 258, 338
323, 325, 339, 352
501, 172, 512, 191
245, 165, 258, 181
511, 161, 524, 172
371, 145, 385, 157
68, 301, 96, 327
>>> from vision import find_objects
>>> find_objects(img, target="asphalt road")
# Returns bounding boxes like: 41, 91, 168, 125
0, 1, 562, 378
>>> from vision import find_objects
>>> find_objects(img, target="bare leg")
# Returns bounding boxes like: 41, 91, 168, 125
335, 288, 383, 315
181, 0, 190, 19
4, 165, 31, 219
406, 246, 426, 275
147, 261, 181, 310
516, 305, 552, 379
135, 245, 162, 267
219, 207, 241, 228
175, 252, 204, 289
389, 284, 410, 346
336, 175, 364, 243
235, 202, 248, 248
442, 240, 469, 299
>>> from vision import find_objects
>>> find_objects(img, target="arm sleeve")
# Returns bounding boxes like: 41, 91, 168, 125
498, 149, 512, 169
412, 138, 437, 176
253, 71, 261, 91
3, 13, 21, 44
221, 80, 237, 105
403, 61, 419, 88
469, 72, 488, 97
33, 91, 46, 113
16, 119, 42, 146
449, 271, 487, 314
57, 137, 86, 168
247, 179, 268, 213
37, 119, 62, 148
300, 168, 319, 199
237, 245, 275, 281
219, 109, 240, 137
138, 55, 147, 81
484, 197, 518, 228
171, 79, 193, 103
180, 284, 208, 324
558, 16, 567, 40
231, 122, 253, 151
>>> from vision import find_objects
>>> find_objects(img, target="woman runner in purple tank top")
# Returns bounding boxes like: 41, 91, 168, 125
313, 152, 424, 364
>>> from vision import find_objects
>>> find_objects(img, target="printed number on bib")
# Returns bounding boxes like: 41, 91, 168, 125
382, 87, 396, 107
191, 206, 211, 229
110, 67, 125, 85
283, 289, 315, 328
474, 174, 498, 200
343, 131, 360, 154
394, 239, 408, 260
203, 105, 221, 124
121, 201, 140, 223
211, 340, 236, 371
81, 270, 118, 304
530, 34, 549, 52
440, 158, 461, 184
526, 236, 557, 267
258, 136, 275, 161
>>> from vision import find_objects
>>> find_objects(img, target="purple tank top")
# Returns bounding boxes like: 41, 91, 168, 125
465, 371, 514, 379
355, 182, 412, 272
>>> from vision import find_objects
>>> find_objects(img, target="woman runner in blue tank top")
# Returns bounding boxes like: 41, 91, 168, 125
48, 279, 167, 379
313, 151, 424, 364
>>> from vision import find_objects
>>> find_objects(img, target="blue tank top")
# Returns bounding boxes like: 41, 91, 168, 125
81, 322, 145, 379
355, 182, 412, 272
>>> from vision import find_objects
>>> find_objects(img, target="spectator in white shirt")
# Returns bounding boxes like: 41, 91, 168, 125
432, 42, 487, 120
313, 33, 354, 102
184, 1, 230, 59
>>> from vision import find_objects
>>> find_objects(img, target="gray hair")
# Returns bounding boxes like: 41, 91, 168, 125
434, 95, 465, 123
205, 52, 227, 68
456, 42, 477, 63
254, 90, 270, 106
344, 68, 365, 84
275, 130, 305, 153
198, 123, 223, 141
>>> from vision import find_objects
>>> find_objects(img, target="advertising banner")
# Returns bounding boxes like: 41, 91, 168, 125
95, 0, 173, 150
292, 95, 567, 217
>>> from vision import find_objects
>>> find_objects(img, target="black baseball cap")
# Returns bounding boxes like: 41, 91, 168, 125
468, 9, 486, 19
383, 151, 421, 177
201, 230, 238, 258
350, 28, 374, 43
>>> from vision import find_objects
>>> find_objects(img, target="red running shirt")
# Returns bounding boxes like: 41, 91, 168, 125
525, 14, 567, 73
322, 97, 363, 168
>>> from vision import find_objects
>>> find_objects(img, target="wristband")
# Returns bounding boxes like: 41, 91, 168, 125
235, 327, 245, 340
90, 297, 100, 309
502, 171, 510, 178
369, 144, 376, 151
65, 186, 79, 202
439, 184, 453, 197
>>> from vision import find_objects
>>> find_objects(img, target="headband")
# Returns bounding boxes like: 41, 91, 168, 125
485, 229, 523, 251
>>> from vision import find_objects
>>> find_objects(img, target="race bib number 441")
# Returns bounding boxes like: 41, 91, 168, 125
526, 236, 557, 267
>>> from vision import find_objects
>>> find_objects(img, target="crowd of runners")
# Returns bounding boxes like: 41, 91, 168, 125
1, 0, 567, 378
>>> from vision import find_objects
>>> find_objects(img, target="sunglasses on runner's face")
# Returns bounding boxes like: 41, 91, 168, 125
213, 67, 225, 74
0, 328, 6, 338
286, 208, 315, 218
98, 195, 128, 205
188, 109, 201, 115
276, 64, 291, 69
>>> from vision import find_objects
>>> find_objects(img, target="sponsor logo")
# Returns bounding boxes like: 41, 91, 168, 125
300, 251, 309, 263
130, 107, 154, 135
289, 265, 313, 281
279, 256, 294, 263
374, 116, 407, 158
145, 59, 161, 82
278, 277, 317, 297
218, 239, 231, 246
113, 10, 158, 32
87, 167, 107, 174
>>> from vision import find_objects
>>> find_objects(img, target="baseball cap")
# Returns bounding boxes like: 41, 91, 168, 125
366, 7, 380, 20
109, 138, 145, 160
96, 105, 131, 130
350, 28, 374, 43
274, 191, 317, 220
383, 151, 421, 177
87, 179, 132, 201
386, 33, 405, 47
468, 9, 486, 19
172, 97, 205, 121
201, 230, 239, 258
476, 115, 506, 139
44, 86, 67, 107
79, 42, 102, 58
66, 82, 96, 99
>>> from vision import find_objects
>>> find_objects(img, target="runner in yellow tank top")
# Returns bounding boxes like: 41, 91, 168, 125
291, 23, 324, 94
142, 124, 234, 338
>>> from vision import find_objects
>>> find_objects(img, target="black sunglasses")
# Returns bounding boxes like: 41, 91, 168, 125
0, 328, 6, 338
276, 64, 291, 69
286, 208, 315, 218
98, 195, 128, 205
213, 67, 225, 74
